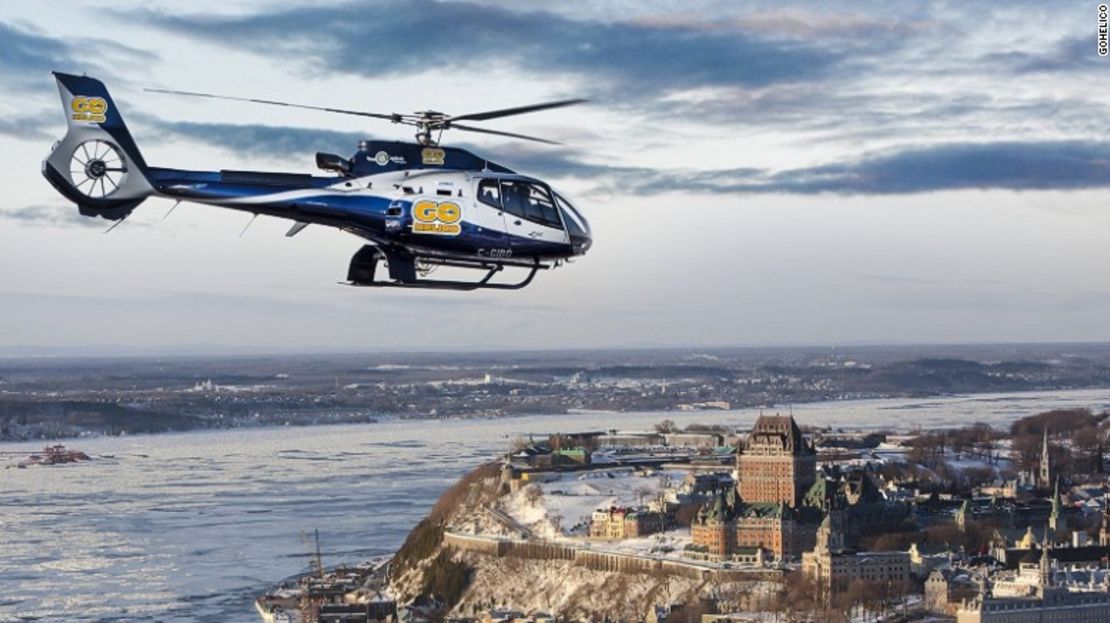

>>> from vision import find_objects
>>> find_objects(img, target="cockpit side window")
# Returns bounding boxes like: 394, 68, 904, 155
500, 180, 562, 229
478, 179, 501, 209
500, 181, 527, 219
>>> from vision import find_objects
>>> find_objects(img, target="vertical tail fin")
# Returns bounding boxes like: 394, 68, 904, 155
41, 72, 153, 220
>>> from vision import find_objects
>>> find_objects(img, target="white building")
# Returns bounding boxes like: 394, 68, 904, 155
957, 546, 1110, 623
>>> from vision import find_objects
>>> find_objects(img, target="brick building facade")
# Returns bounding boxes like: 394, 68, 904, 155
689, 415, 821, 560
736, 415, 816, 506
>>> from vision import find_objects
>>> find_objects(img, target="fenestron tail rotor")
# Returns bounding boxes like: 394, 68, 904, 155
143, 88, 585, 146
69, 139, 128, 199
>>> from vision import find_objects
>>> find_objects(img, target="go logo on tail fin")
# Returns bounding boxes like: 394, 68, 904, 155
71, 96, 108, 123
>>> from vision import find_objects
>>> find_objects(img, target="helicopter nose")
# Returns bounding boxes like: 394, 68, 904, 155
570, 224, 592, 255
553, 192, 591, 255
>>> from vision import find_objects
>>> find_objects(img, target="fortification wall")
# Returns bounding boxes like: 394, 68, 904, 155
443, 531, 780, 582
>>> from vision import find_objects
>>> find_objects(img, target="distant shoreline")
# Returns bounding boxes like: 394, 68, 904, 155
7, 343, 1110, 443
5, 386, 1110, 448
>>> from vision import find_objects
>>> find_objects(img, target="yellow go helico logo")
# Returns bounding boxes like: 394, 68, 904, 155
411, 200, 462, 236
71, 96, 108, 123
421, 147, 446, 166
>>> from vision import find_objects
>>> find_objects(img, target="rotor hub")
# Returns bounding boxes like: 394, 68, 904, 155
85, 159, 108, 179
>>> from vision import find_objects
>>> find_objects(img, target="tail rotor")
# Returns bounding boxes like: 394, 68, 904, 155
69, 139, 129, 199
42, 72, 153, 220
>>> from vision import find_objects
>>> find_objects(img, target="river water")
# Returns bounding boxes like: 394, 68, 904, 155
3, 388, 1110, 622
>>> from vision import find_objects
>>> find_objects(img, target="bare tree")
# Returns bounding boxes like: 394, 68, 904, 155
655, 419, 678, 434
1073, 426, 1102, 474
1011, 433, 1042, 474
549, 510, 563, 535
768, 571, 820, 621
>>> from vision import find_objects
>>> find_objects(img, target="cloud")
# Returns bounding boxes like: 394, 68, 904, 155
123, 2, 1108, 156
0, 204, 102, 229
0, 20, 153, 95
532, 141, 1110, 195
0, 21, 77, 94
616, 141, 1110, 195
0, 19, 158, 146
136, 115, 367, 158
746, 141, 1110, 194
989, 35, 1103, 74
132, 1, 845, 97
136, 117, 654, 183
730, 10, 930, 40
453, 140, 1110, 195
134, 115, 622, 178
489, 145, 661, 181
0, 109, 58, 141
128, 115, 1110, 195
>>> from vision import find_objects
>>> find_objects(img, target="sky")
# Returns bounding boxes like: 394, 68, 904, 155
1, 1, 1109, 354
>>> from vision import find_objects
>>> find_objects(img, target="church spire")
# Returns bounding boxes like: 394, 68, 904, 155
1039, 536, 1053, 589
1039, 428, 1053, 489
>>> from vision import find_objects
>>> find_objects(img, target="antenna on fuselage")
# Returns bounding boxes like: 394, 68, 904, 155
239, 213, 258, 238
103, 216, 127, 234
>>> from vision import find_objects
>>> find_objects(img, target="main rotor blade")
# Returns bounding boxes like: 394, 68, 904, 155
144, 88, 401, 122
449, 123, 561, 145
450, 99, 586, 122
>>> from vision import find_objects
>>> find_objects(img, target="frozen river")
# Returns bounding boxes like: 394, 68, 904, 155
3, 388, 1110, 622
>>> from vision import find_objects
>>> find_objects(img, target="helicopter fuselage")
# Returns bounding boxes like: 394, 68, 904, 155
145, 164, 592, 263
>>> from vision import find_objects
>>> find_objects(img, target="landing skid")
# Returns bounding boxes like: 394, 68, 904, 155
344, 245, 549, 291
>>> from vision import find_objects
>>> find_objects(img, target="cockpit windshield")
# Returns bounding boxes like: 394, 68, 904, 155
554, 192, 590, 238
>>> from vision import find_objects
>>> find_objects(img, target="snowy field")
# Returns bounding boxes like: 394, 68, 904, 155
501, 467, 690, 547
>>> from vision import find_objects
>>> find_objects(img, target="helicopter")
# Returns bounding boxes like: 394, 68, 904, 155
41, 72, 592, 290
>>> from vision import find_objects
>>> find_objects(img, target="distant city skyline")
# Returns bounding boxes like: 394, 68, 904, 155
2, 1, 1109, 352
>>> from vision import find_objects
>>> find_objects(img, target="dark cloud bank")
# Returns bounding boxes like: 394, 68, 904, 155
8, 3, 1109, 198
131, 0, 843, 96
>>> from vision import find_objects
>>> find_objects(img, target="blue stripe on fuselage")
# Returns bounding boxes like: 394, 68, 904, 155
147, 168, 392, 230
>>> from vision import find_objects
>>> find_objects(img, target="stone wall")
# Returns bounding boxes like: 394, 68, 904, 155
443, 531, 781, 582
